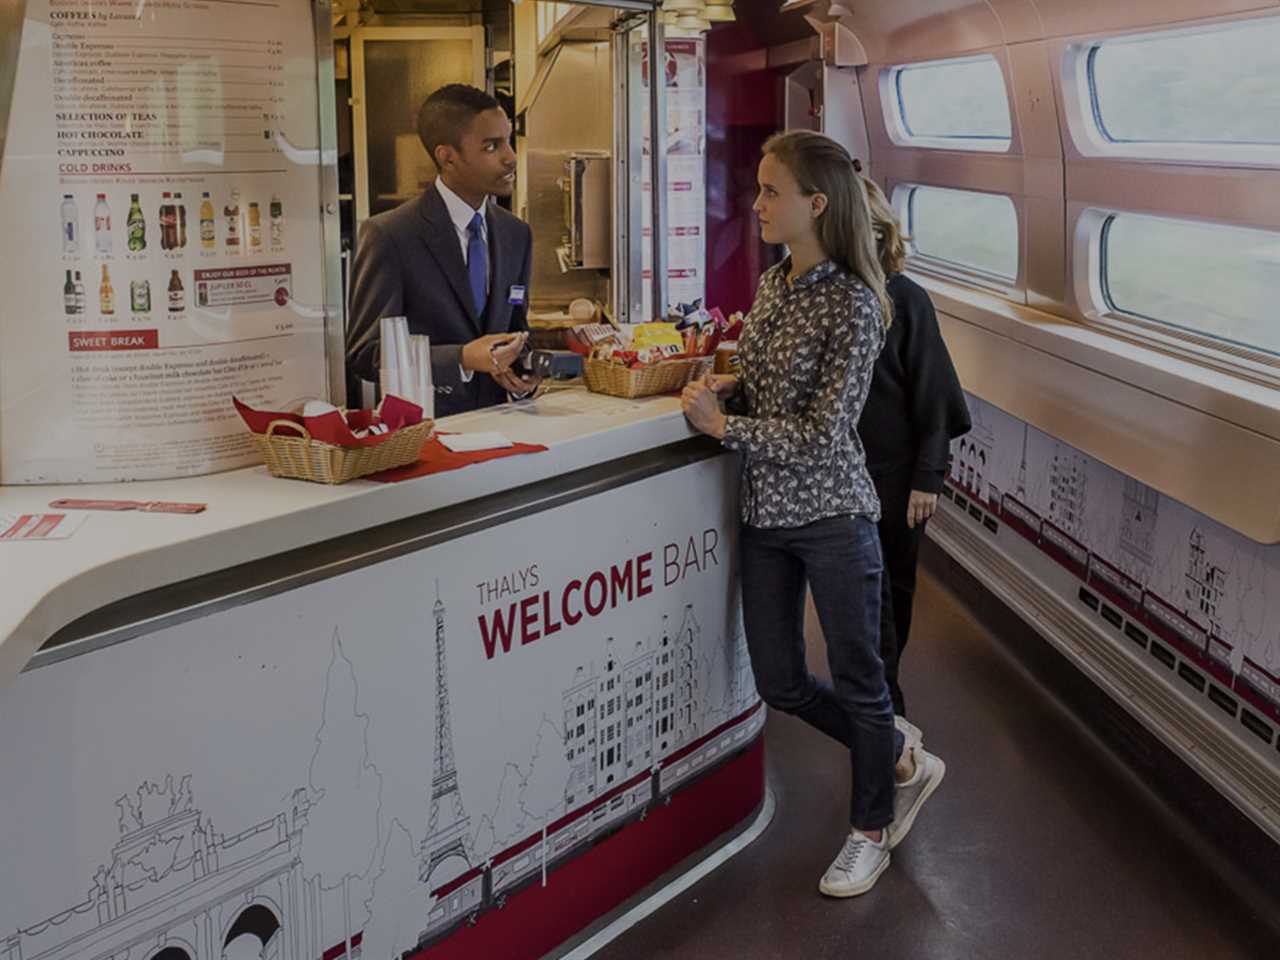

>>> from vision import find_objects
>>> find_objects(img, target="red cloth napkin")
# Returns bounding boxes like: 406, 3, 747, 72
366, 435, 548, 483
233, 395, 423, 448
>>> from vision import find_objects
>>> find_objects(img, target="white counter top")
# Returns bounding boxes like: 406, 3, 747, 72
0, 389, 701, 687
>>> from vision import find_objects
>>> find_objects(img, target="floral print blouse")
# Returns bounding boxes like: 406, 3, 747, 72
722, 259, 886, 528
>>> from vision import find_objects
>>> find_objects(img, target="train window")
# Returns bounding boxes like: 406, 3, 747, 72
1101, 212, 1280, 359
886, 55, 1012, 152
1069, 16, 1280, 162
902, 186, 1019, 283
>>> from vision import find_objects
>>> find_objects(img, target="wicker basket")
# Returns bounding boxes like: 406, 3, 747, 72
252, 418, 435, 484
583, 355, 712, 399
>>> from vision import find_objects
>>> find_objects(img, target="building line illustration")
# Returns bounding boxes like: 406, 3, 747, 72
3, 593, 763, 960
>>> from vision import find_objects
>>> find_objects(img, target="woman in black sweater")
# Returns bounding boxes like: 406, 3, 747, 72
857, 176, 971, 724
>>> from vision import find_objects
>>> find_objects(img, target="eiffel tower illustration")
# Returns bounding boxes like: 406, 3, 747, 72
420, 583, 472, 883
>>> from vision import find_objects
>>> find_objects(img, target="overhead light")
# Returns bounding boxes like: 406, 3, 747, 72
659, 0, 733, 32
678, 12, 712, 30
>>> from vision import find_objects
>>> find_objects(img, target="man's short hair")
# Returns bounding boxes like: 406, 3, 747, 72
417, 84, 501, 168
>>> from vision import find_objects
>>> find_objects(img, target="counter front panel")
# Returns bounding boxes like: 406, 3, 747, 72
0, 450, 764, 960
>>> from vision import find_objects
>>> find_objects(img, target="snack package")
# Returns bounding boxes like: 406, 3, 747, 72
631, 322, 685, 351
566, 323, 621, 356
724, 311, 745, 341
636, 344, 684, 365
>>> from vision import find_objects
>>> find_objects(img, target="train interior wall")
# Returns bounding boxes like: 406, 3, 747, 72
703, 0, 1280, 871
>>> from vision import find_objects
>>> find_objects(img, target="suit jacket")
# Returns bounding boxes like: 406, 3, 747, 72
345, 184, 533, 418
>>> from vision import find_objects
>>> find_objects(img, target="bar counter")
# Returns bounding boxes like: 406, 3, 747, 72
0, 386, 766, 960
2, 389, 701, 682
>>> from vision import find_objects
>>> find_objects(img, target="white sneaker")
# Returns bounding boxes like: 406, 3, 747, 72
888, 747, 945, 851
818, 829, 891, 898
895, 714, 924, 752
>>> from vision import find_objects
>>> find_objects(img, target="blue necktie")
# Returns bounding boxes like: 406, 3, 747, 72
467, 211, 487, 319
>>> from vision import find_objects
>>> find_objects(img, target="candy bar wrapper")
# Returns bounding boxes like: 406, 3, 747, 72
703, 324, 723, 358
725, 311, 745, 341
567, 323, 620, 356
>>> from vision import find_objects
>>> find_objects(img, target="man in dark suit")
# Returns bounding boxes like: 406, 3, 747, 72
346, 84, 539, 417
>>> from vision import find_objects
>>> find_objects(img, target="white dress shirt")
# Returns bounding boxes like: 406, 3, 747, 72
435, 177, 489, 382
436, 176, 489, 295
434, 178, 529, 397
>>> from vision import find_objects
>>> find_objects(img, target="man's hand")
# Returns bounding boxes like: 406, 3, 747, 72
907, 490, 939, 529
495, 369, 542, 398
461, 332, 529, 374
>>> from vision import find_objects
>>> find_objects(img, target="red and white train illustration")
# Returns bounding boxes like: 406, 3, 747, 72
943, 469, 1280, 742
417, 701, 765, 951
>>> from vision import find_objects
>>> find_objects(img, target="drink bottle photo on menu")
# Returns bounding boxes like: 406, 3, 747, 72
168, 269, 185, 312
175, 192, 188, 248
60, 193, 79, 254
248, 200, 262, 252
99, 264, 114, 315
94, 193, 111, 255
131, 279, 151, 314
160, 192, 177, 251
200, 191, 215, 250
127, 193, 146, 252
225, 188, 242, 254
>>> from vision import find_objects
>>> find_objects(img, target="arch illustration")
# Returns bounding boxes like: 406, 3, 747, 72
222, 902, 283, 960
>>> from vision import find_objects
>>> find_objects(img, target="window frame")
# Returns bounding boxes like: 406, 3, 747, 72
1073, 207, 1280, 384
1062, 15, 1280, 167
893, 183, 1022, 297
880, 53, 1014, 154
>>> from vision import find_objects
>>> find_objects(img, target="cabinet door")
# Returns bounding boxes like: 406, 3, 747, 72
351, 27, 485, 227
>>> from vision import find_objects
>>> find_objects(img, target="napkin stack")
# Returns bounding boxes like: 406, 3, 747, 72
379, 316, 434, 420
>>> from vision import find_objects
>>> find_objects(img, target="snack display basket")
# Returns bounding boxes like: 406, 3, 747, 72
583, 353, 712, 399
253, 417, 435, 484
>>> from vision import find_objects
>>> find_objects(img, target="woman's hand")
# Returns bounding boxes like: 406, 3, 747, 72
704, 373, 739, 398
906, 490, 938, 529
682, 380, 727, 439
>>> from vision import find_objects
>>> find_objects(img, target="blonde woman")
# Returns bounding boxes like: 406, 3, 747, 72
858, 176, 971, 726
681, 131, 945, 898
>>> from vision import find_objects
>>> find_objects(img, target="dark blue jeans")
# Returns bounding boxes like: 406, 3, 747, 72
741, 515, 902, 830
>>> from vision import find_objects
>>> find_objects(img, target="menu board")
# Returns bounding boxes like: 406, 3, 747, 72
640, 37, 707, 319
0, 0, 331, 483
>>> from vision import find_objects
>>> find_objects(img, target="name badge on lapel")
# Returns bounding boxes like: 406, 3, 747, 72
508, 285, 526, 306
